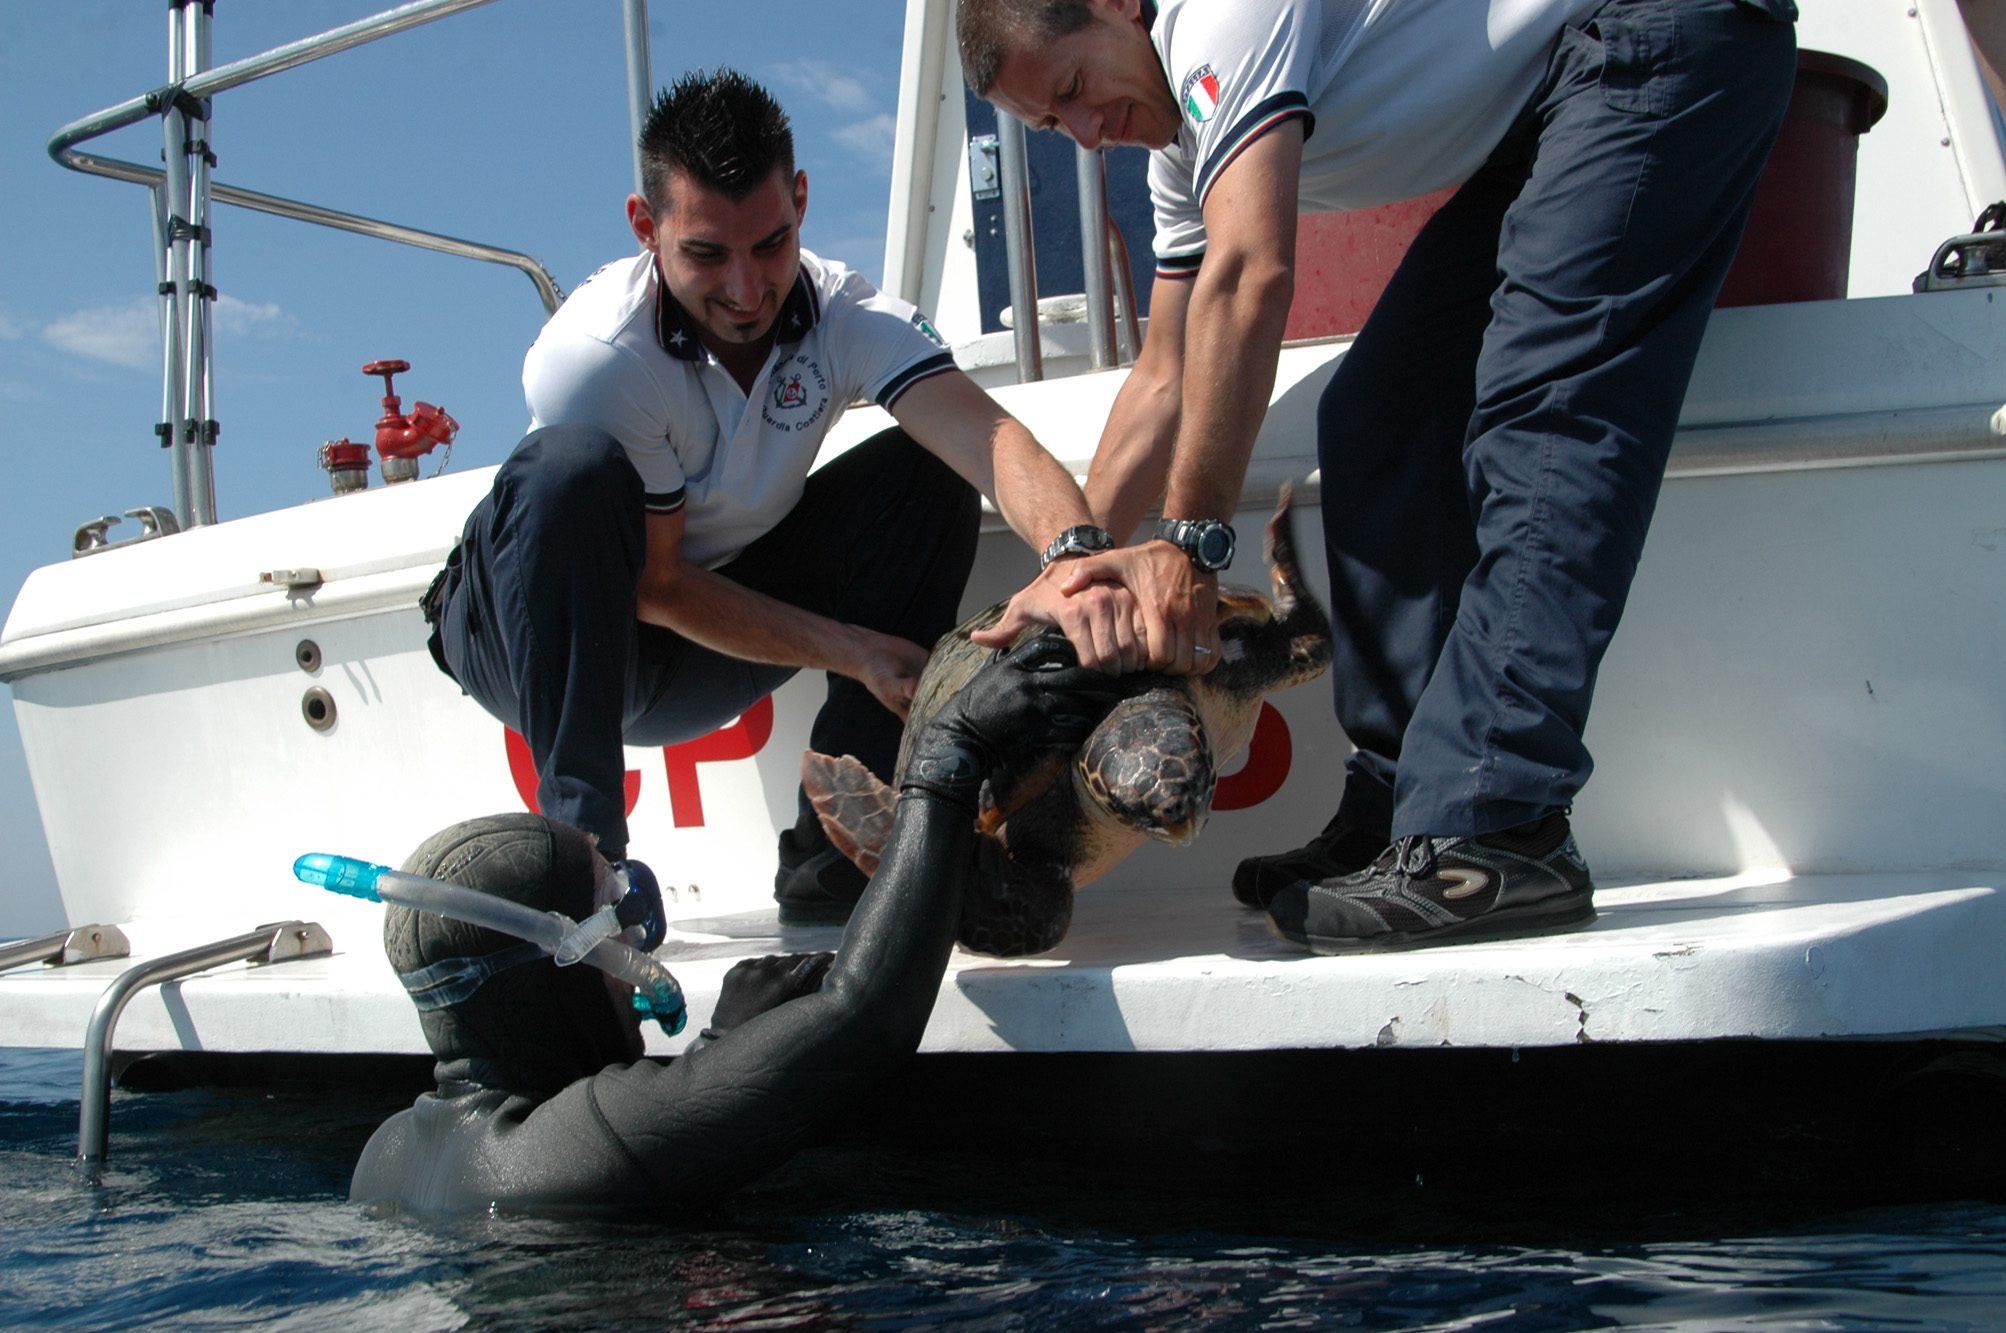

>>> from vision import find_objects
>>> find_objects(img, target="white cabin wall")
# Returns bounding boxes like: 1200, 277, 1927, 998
885, 0, 982, 341
1799, 0, 2006, 296
1913, 0, 2006, 205
928, 92, 982, 343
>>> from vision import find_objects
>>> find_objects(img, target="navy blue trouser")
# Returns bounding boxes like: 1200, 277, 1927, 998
433, 424, 979, 858
1318, 0, 1797, 840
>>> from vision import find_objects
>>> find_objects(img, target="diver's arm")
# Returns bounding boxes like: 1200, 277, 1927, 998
568, 638, 1121, 1208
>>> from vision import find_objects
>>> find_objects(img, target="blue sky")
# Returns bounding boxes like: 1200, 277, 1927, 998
0, 1, 911, 936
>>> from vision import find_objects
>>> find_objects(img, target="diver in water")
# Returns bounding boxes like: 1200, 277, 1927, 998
351, 636, 1121, 1214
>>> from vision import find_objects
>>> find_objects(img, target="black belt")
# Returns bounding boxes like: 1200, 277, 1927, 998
420, 561, 459, 685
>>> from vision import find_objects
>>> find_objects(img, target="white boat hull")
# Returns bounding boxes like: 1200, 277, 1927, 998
5, 290, 2002, 1055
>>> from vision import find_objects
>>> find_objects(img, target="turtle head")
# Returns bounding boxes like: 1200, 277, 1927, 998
1076, 686, 1215, 845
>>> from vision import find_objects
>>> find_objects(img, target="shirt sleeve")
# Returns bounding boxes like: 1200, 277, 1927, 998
522, 327, 687, 515
1151, 0, 1321, 268
1150, 146, 1207, 277
822, 268, 958, 413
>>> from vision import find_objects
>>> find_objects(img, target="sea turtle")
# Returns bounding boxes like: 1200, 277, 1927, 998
800, 486, 1333, 957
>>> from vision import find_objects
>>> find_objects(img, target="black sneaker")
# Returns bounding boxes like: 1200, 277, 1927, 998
774, 813, 868, 926
1231, 811, 1388, 909
1266, 813, 1595, 954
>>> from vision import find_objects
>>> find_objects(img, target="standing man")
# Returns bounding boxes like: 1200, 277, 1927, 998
428, 69, 1171, 925
959, 0, 1797, 950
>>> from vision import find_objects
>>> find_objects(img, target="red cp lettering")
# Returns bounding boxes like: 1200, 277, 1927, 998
1212, 702, 1292, 811
504, 695, 776, 828
660, 696, 775, 827
505, 728, 642, 817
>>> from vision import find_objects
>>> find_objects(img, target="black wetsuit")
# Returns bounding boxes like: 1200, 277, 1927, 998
350, 789, 972, 1213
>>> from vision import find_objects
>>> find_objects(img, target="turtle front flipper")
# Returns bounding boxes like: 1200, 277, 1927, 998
801, 751, 895, 879
1077, 685, 1215, 846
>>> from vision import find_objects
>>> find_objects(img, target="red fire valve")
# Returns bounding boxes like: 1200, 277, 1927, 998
361, 358, 458, 483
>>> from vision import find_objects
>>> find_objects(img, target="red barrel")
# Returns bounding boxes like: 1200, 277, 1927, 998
1715, 50, 1888, 307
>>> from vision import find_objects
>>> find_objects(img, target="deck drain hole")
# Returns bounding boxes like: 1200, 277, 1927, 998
302, 686, 337, 733
295, 639, 322, 673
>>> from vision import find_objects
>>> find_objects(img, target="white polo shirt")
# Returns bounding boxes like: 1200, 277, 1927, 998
1147, 0, 1597, 273
522, 249, 956, 569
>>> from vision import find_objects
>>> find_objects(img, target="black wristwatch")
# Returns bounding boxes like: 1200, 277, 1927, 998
1040, 523, 1114, 570
1154, 517, 1236, 572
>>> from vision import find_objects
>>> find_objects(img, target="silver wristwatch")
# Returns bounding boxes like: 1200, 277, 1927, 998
1154, 517, 1236, 572
1040, 524, 1114, 570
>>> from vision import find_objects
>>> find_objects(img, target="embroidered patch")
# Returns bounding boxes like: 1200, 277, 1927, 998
1181, 64, 1220, 123
761, 353, 830, 434
910, 311, 947, 348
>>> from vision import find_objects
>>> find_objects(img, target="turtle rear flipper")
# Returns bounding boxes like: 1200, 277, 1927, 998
1212, 483, 1334, 694
960, 842, 1074, 957
801, 751, 894, 879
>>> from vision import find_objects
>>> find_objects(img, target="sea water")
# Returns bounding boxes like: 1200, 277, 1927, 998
4, 1044, 2005, 1330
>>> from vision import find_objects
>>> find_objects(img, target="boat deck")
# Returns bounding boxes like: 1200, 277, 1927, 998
5, 868, 2000, 1057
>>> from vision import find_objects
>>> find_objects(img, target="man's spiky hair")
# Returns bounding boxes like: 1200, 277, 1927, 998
956, 0, 1096, 96
638, 67, 796, 213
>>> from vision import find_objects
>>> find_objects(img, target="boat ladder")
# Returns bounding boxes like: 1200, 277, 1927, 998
75, 920, 332, 1166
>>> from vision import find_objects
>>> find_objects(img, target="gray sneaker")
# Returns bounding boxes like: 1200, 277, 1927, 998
1266, 813, 1594, 954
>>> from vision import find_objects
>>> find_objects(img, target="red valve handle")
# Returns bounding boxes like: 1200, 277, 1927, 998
364, 358, 410, 417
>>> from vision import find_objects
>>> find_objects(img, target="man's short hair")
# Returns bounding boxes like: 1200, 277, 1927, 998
956, 0, 1096, 97
639, 68, 796, 214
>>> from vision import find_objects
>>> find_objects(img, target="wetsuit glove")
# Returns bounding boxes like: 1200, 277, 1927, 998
900, 633, 1126, 815
700, 950, 835, 1041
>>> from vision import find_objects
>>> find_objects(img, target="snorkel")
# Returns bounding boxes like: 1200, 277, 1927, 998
295, 852, 687, 1036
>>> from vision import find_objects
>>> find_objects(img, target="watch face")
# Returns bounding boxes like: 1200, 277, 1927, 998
1196, 524, 1234, 569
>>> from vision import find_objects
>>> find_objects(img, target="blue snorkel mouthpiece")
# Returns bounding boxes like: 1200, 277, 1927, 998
611, 859, 667, 952
293, 852, 687, 1036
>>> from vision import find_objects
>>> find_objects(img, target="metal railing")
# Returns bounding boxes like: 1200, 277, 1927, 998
78, 920, 333, 1166
992, 111, 1141, 382
47, 0, 575, 529
996, 114, 1044, 382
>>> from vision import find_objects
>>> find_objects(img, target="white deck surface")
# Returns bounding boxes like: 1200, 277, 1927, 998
5, 868, 2000, 1058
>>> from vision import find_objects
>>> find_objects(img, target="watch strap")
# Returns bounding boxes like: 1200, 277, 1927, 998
1039, 523, 1114, 570
1154, 517, 1236, 572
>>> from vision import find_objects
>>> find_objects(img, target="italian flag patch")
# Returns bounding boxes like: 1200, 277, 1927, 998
1183, 65, 1220, 123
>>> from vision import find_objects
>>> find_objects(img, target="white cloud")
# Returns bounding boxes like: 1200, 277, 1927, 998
39, 293, 296, 371
768, 59, 878, 116
42, 298, 157, 370
214, 295, 297, 339
833, 113, 898, 166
